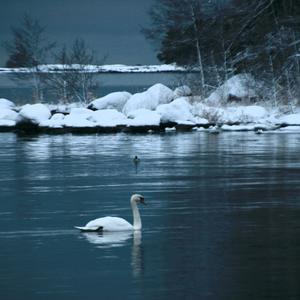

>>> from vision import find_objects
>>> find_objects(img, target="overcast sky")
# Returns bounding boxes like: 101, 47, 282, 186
0, 0, 158, 66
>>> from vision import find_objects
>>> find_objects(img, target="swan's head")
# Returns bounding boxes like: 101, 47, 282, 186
131, 194, 146, 205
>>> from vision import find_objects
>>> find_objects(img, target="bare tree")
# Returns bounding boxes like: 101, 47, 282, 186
3, 14, 55, 102
45, 39, 105, 104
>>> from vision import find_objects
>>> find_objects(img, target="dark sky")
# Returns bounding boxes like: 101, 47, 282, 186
0, 0, 158, 66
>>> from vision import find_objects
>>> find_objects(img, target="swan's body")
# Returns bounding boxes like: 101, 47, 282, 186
75, 194, 145, 232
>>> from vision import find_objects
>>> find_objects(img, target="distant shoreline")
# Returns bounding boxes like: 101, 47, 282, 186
0, 64, 193, 74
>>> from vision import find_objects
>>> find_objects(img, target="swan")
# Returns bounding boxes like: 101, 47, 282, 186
75, 194, 146, 232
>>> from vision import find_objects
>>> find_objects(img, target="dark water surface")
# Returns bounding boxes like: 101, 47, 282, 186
1, 132, 300, 300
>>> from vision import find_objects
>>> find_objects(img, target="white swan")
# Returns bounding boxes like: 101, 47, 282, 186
75, 194, 146, 232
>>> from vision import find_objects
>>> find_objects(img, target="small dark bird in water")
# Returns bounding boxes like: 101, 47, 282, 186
133, 156, 140, 163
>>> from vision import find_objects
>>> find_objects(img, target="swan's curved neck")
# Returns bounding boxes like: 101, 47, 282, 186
131, 201, 142, 230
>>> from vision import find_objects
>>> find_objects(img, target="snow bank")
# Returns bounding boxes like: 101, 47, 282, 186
88, 91, 131, 111
127, 109, 161, 126
156, 97, 195, 123
19, 104, 51, 124
205, 74, 257, 105
123, 83, 174, 115
89, 109, 127, 127
0, 98, 15, 109
278, 113, 300, 125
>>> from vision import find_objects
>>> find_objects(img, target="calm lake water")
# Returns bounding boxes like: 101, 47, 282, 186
1, 132, 300, 300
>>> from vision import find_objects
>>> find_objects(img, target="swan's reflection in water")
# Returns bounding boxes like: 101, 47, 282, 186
82, 231, 132, 248
81, 231, 144, 277
131, 231, 144, 277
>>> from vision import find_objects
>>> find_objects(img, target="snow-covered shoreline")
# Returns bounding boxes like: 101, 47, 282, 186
0, 64, 188, 74
1, 78, 300, 135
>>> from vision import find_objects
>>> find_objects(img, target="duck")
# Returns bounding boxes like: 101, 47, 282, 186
75, 194, 146, 232
133, 156, 140, 163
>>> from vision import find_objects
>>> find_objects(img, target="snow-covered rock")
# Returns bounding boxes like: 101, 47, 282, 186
174, 85, 192, 98
18, 103, 51, 124
278, 113, 300, 125
127, 109, 161, 126
88, 91, 131, 111
63, 115, 95, 128
0, 119, 16, 127
39, 113, 65, 128
63, 108, 94, 127
0, 98, 16, 110
69, 107, 94, 118
205, 74, 257, 105
89, 109, 127, 127
156, 97, 195, 123
123, 83, 174, 115
0, 108, 19, 121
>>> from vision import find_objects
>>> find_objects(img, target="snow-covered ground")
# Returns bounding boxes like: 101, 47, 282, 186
1, 75, 300, 133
